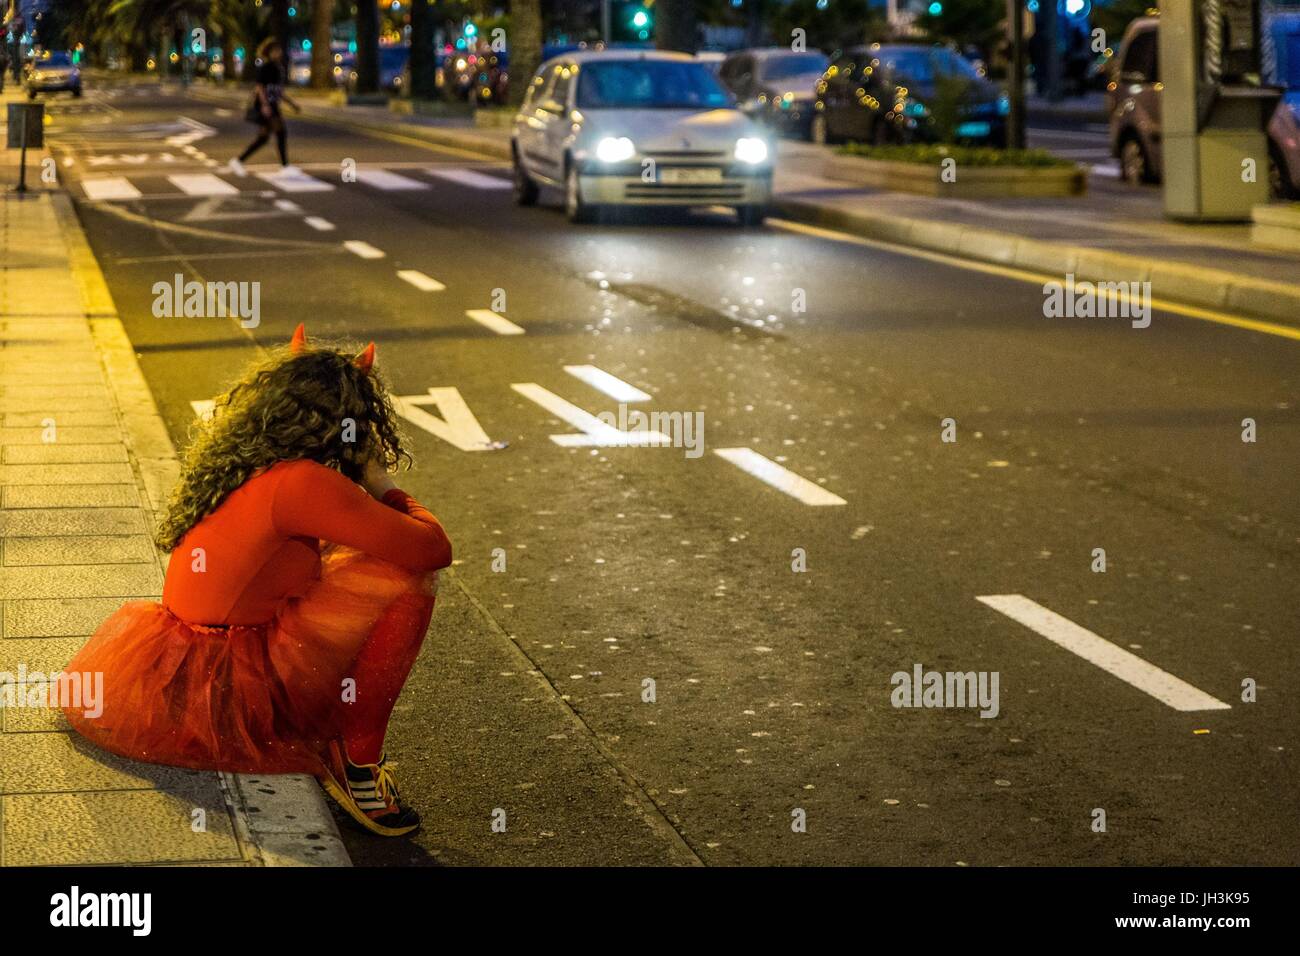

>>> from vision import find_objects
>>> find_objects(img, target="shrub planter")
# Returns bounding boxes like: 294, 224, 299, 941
825, 147, 1087, 198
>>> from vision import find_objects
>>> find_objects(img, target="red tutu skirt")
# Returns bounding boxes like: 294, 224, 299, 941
62, 547, 436, 776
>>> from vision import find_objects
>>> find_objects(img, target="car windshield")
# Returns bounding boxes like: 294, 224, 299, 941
575, 60, 733, 109
878, 47, 980, 83
40, 53, 74, 68
760, 53, 829, 80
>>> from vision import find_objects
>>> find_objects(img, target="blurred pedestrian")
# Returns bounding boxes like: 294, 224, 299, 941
62, 324, 453, 838
229, 38, 301, 175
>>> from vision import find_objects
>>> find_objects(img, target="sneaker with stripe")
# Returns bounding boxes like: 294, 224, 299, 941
319, 739, 421, 837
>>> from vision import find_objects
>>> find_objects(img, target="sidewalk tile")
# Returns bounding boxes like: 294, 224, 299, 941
4, 535, 155, 566
1, 483, 140, 508
2, 443, 128, 464
0, 564, 163, 600
0, 463, 135, 485
3, 596, 149, 638
0, 506, 146, 536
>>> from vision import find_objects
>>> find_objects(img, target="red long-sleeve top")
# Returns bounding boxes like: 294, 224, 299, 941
162, 459, 453, 626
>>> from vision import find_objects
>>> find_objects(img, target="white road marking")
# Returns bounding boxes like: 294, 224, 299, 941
190, 399, 216, 422
304, 216, 336, 231
511, 383, 672, 448
976, 594, 1231, 712
273, 199, 302, 212
428, 167, 512, 190
563, 365, 652, 403
1090, 163, 1122, 179
466, 309, 525, 336
257, 168, 335, 192
713, 448, 846, 506
343, 240, 386, 259
81, 177, 143, 201
394, 388, 498, 451
167, 173, 239, 196
356, 169, 429, 191
397, 270, 445, 291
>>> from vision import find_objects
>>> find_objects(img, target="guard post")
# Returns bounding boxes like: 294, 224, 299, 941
6, 100, 44, 194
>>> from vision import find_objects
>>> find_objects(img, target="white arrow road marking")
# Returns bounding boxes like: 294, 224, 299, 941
168, 173, 239, 196
304, 216, 336, 231
563, 365, 652, 402
976, 594, 1231, 712
394, 388, 498, 451
190, 400, 216, 422
466, 309, 525, 336
397, 270, 445, 292
343, 240, 386, 259
181, 196, 285, 222
511, 384, 672, 448
356, 169, 429, 191
714, 448, 847, 506
81, 177, 143, 200
257, 168, 335, 192
428, 168, 512, 190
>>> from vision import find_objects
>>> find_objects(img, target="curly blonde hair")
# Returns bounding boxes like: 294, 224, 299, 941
154, 340, 410, 551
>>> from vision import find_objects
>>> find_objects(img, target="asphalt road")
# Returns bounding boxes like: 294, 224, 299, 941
41, 79, 1299, 866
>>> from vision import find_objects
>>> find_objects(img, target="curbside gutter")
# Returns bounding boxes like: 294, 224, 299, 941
51, 191, 351, 866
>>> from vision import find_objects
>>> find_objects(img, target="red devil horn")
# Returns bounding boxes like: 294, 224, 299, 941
354, 342, 375, 372
289, 323, 307, 353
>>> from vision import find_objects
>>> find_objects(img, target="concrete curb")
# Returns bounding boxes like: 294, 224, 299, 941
50, 191, 351, 867
772, 196, 1300, 330
179, 80, 1300, 327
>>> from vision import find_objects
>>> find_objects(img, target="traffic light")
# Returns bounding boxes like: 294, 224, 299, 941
610, 2, 654, 43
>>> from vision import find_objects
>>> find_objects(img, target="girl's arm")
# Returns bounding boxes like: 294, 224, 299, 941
270, 460, 452, 572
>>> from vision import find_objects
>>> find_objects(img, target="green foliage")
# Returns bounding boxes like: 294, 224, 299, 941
916, 0, 1004, 55
768, 0, 884, 53
838, 142, 1071, 167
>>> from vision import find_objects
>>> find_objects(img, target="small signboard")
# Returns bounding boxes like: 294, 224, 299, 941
6, 102, 43, 149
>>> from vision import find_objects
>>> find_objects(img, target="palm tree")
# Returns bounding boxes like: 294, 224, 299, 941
507, 0, 541, 107
309, 0, 334, 89
409, 0, 436, 99
354, 0, 379, 94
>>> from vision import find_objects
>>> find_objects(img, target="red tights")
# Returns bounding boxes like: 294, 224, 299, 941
340, 588, 435, 765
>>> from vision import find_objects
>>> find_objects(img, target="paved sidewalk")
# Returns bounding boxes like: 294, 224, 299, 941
186, 80, 1300, 327
0, 89, 347, 865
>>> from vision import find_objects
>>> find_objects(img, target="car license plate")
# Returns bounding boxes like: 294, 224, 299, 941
659, 167, 723, 184
956, 121, 992, 138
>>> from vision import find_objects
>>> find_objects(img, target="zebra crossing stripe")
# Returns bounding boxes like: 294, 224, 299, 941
256, 169, 335, 192
168, 173, 239, 196
356, 169, 429, 191
82, 178, 143, 201
428, 168, 512, 190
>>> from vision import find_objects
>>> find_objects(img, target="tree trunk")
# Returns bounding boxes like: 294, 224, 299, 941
221, 32, 237, 85
507, 0, 542, 107
354, 0, 380, 94
271, 0, 292, 53
656, 0, 698, 53
409, 0, 437, 100
309, 0, 334, 89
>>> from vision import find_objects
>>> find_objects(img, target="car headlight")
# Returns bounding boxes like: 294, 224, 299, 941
734, 137, 769, 164
595, 136, 636, 163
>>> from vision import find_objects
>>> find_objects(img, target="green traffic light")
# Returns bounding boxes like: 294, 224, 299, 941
631, 10, 650, 28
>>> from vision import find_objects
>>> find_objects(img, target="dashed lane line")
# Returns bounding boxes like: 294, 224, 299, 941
466, 309, 525, 335
304, 216, 336, 232
342, 240, 386, 260
713, 447, 847, 506
397, 270, 446, 292
976, 594, 1232, 712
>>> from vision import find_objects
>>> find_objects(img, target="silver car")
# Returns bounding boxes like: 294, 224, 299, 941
511, 51, 774, 225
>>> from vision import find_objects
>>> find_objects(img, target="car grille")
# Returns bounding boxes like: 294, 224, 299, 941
623, 182, 747, 201
642, 151, 729, 163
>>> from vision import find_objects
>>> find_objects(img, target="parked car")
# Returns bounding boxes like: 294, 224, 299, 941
719, 48, 829, 139
511, 51, 774, 225
1107, 16, 1299, 199
812, 43, 1007, 147
25, 50, 81, 98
